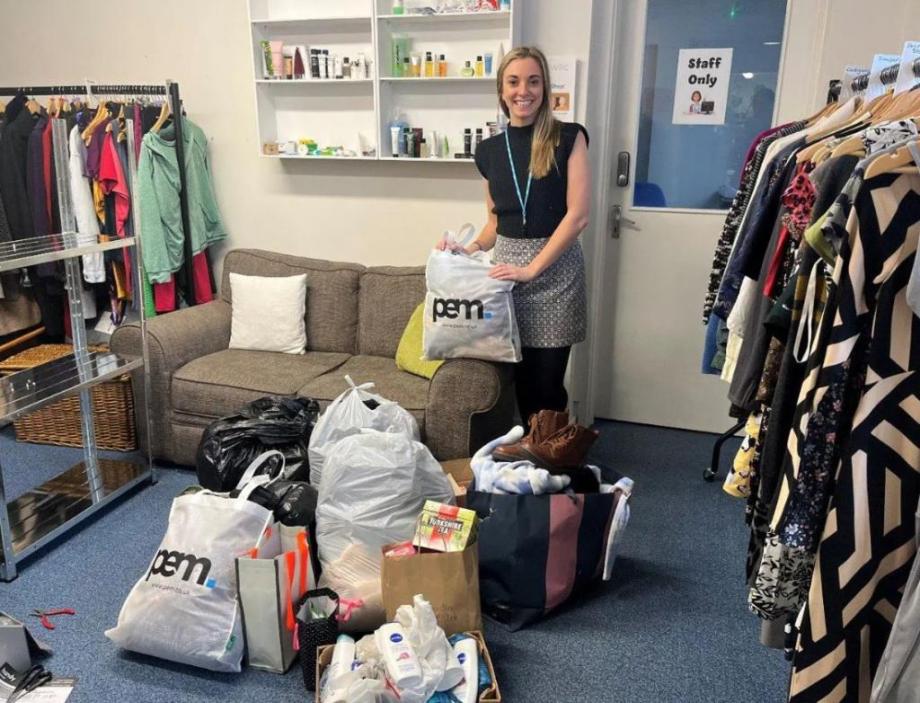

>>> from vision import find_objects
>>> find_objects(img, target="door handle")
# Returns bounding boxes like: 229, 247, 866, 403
609, 204, 637, 239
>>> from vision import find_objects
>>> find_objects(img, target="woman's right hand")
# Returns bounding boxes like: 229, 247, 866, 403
435, 237, 468, 253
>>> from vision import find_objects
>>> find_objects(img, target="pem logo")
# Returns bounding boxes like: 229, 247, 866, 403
432, 297, 492, 322
146, 549, 216, 589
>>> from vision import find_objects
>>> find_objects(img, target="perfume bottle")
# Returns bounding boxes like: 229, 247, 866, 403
460, 61, 474, 77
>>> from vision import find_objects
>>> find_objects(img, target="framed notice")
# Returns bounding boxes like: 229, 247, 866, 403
672, 48, 733, 125
548, 56, 577, 122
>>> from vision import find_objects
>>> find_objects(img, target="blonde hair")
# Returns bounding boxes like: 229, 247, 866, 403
496, 46, 562, 179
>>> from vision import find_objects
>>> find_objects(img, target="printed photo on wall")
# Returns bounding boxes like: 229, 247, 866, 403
549, 56, 577, 122
672, 48, 733, 125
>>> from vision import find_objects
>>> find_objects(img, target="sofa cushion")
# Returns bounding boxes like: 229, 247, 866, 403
358, 266, 426, 358
298, 355, 429, 412
173, 349, 350, 418
221, 249, 363, 354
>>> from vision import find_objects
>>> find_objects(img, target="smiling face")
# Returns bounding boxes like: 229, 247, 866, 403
501, 57, 545, 125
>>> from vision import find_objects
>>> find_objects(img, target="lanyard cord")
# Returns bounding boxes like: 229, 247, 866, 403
505, 129, 533, 228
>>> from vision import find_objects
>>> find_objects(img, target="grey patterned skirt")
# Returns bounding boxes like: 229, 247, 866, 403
493, 235, 587, 348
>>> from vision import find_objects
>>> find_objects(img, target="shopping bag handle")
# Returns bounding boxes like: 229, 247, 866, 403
235, 449, 286, 490
344, 374, 375, 392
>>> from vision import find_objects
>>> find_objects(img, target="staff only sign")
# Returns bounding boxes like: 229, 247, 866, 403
672, 48, 733, 125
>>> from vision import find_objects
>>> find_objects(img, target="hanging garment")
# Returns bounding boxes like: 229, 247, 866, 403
870, 505, 920, 703
136, 117, 226, 284
0, 102, 36, 239
67, 124, 105, 283
789, 169, 920, 703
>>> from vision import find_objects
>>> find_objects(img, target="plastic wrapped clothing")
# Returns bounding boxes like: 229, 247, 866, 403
316, 429, 454, 571
308, 376, 419, 486
196, 396, 320, 491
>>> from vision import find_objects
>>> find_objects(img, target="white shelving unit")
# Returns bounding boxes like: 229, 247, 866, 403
248, 0, 520, 164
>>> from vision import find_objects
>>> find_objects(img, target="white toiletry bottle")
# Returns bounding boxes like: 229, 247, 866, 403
451, 638, 479, 703
375, 623, 423, 689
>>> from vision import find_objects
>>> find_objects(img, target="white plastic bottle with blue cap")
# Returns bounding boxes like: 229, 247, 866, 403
451, 638, 479, 703
375, 623, 422, 689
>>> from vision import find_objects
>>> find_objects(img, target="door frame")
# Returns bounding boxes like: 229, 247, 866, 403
574, 0, 821, 425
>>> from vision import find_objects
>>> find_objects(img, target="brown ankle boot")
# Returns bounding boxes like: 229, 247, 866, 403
492, 409, 569, 463
522, 423, 600, 471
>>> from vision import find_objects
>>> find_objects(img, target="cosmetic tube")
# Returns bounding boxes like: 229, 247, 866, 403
375, 623, 422, 689
484, 52, 493, 75
390, 126, 400, 157
430, 130, 440, 157
450, 638, 479, 703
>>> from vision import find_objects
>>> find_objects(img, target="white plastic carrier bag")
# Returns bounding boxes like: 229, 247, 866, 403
307, 375, 419, 486
423, 224, 521, 363
105, 453, 280, 672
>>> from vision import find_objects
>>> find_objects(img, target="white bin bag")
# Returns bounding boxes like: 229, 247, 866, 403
308, 375, 419, 486
423, 226, 521, 363
105, 482, 275, 672
316, 429, 454, 571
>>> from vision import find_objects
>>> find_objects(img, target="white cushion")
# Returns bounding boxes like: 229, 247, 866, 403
229, 273, 307, 354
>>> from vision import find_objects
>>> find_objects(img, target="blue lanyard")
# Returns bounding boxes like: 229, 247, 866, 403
504, 129, 532, 228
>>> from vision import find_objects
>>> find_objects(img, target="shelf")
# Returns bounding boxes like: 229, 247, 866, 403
252, 16, 373, 28
0, 233, 136, 273
4, 460, 151, 564
380, 76, 494, 82
263, 153, 378, 160
378, 11, 511, 22
379, 156, 475, 163
256, 78, 374, 84
0, 351, 144, 424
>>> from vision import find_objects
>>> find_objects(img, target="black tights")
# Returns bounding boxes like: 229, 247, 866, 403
514, 346, 571, 425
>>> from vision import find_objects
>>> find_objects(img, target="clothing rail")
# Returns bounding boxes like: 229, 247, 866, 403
0, 80, 199, 305
0, 84, 168, 96
850, 56, 920, 93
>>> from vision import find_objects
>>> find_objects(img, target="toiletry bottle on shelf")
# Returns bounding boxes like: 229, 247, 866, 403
500, 0, 510, 10
438, 55, 447, 77
412, 128, 423, 157
463, 128, 472, 157
425, 51, 434, 78
484, 52, 493, 76
310, 49, 320, 79
393, 0, 405, 15
406, 130, 416, 159
420, 139, 430, 158
334, 54, 343, 79
475, 56, 484, 77
430, 130, 440, 158
343, 57, 351, 79
322, 49, 331, 79
403, 57, 411, 78
461, 61, 474, 77
475, 128, 483, 152
411, 54, 421, 78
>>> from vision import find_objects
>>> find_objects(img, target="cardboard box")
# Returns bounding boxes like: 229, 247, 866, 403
413, 501, 478, 553
441, 458, 474, 488
446, 473, 467, 507
315, 630, 501, 702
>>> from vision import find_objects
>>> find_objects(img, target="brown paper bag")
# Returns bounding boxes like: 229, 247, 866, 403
381, 544, 482, 635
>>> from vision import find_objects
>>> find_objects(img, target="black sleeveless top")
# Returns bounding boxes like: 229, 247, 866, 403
474, 121, 589, 239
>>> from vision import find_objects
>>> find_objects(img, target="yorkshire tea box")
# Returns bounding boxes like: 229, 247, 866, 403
413, 501, 478, 553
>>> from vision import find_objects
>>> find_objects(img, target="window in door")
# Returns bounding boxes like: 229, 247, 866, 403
633, 0, 787, 209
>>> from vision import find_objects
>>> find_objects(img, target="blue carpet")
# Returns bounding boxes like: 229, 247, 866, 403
0, 421, 790, 702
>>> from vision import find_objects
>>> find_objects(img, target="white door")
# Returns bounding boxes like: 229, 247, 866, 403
583, 0, 790, 432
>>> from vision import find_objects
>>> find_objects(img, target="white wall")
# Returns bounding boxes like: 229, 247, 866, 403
0, 0, 593, 273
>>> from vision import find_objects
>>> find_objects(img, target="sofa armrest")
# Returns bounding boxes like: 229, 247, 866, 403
111, 300, 232, 459
425, 359, 515, 460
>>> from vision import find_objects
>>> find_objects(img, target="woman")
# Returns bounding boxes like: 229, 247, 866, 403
438, 46, 590, 424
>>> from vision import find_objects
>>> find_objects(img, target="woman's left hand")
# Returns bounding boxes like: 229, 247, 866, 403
489, 263, 537, 282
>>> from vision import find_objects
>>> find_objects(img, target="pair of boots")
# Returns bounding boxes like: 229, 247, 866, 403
493, 409, 599, 471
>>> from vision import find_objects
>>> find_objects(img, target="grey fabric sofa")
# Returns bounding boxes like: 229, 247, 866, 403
111, 248, 515, 466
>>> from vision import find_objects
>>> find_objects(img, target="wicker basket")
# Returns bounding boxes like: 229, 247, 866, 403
0, 344, 137, 451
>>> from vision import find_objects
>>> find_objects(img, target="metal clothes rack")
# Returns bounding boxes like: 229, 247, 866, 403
0, 82, 168, 580
703, 57, 920, 484
0, 81, 198, 305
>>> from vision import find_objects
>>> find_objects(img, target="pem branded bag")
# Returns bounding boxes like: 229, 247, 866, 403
423, 224, 521, 363
106, 468, 277, 672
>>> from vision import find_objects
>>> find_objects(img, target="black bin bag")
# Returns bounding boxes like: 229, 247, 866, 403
196, 396, 320, 491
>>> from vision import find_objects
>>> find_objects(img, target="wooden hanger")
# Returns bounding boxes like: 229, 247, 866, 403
150, 99, 171, 134
864, 138, 920, 179
81, 100, 108, 144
